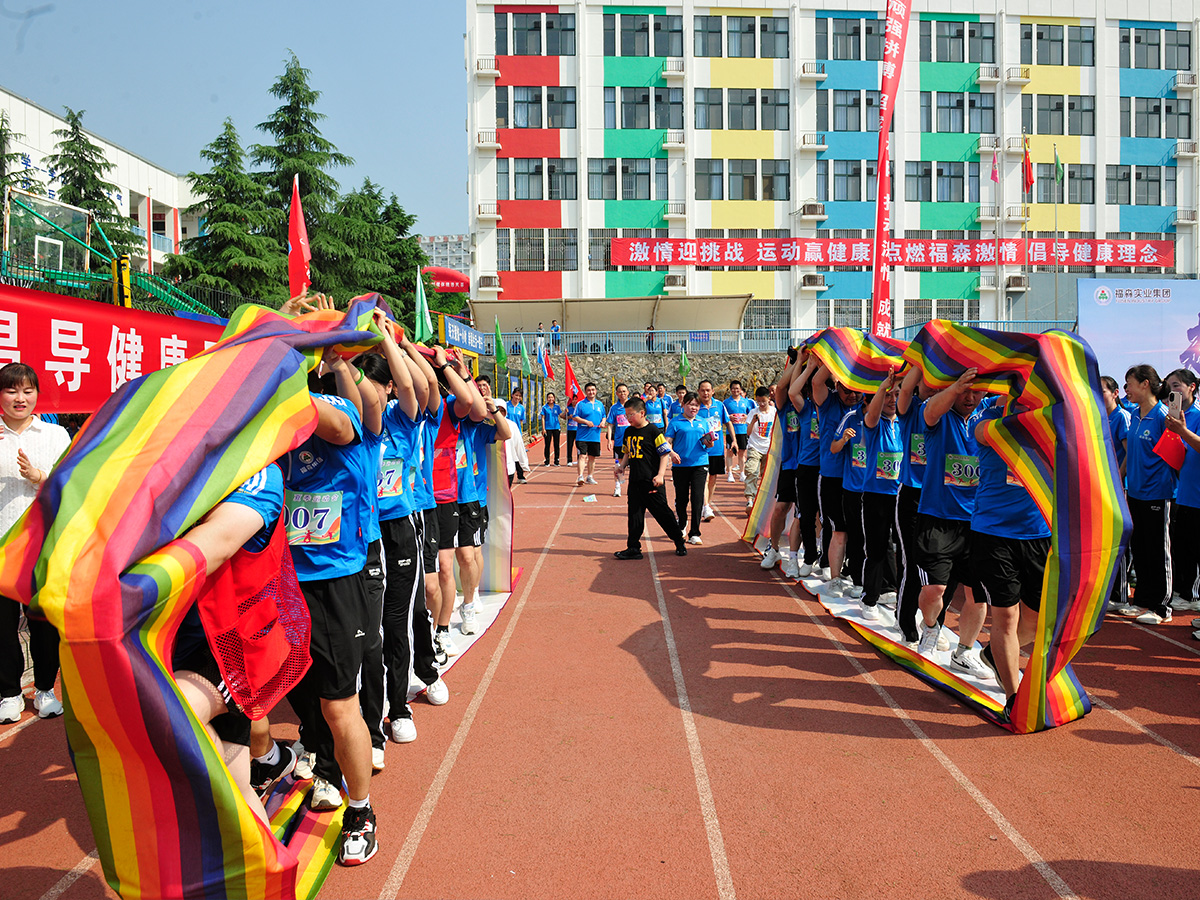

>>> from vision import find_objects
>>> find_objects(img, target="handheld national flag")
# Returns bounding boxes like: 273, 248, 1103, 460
990, 149, 999, 184
1054, 145, 1065, 184
1022, 135, 1035, 195
519, 331, 532, 377
287, 174, 311, 299
541, 345, 554, 380
679, 346, 691, 378
563, 352, 581, 401
494, 316, 507, 369
414, 268, 434, 343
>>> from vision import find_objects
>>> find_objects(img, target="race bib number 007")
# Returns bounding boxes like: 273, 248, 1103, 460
378, 458, 408, 498
285, 490, 343, 546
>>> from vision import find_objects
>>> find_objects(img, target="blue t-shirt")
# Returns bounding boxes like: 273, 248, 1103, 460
412, 403, 443, 512
467, 414, 500, 502
1108, 405, 1131, 470
508, 402, 526, 430
778, 399, 802, 470
541, 403, 563, 431
645, 397, 666, 427
565, 402, 577, 432
283, 395, 372, 581
899, 400, 928, 489
862, 415, 904, 496
377, 399, 420, 521
1127, 402, 1177, 501
917, 401, 991, 522
606, 402, 631, 447
361, 426, 383, 543
573, 399, 605, 442
224, 464, 286, 553
1176, 404, 1200, 508
723, 396, 754, 435
666, 415, 711, 467
696, 400, 730, 457
668, 399, 685, 423
969, 405, 1051, 539
837, 408, 868, 492
797, 400, 822, 467
817, 394, 854, 479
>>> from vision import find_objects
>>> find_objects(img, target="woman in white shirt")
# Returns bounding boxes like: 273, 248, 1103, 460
0, 363, 72, 723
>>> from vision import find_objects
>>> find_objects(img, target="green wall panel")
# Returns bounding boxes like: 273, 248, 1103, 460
603, 57, 666, 88
603, 128, 666, 159
919, 62, 980, 93
918, 12, 980, 21
919, 202, 980, 230
606, 270, 666, 298
603, 6, 667, 15
920, 271, 980, 300
603, 200, 667, 229
921, 132, 981, 163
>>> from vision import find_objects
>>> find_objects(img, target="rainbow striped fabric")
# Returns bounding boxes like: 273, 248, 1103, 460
804, 327, 910, 393
481, 441, 515, 594
742, 416, 783, 551
0, 296, 387, 898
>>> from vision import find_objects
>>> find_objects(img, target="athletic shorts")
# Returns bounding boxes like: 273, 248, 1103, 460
733, 433, 748, 451
435, 501, 460, 551
580, 440, 601, 458
708, 455, 726, 476
819, 475, 845, 531
916, 514, 980, 591
971, 531, 1050, 611
458, 499, 484, 548
776, 467, 799, 504
420, 507, 439, 572
480, 503, 490, 538
174, 638, 251, 746
299, 570, 372, 701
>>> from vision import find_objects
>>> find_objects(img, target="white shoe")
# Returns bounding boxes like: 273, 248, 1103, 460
1170, 594, 1191, 611
917, 621, 941, 655
33, 689, 62, 718
879, 591, 898, 608
1136, 609, 1172, 625
701, 505, 715, 521
949, 648, 990, 679
746, 498, 754, 510
372, 746, 386, 772
797, 563, 814, 577
309, 776, 343, 811
585, 475, 597, 484
436, 630, 461, 657
0, 694, 23, 723
860, 601, 881, 622
460, 602, 478, 635
390, 717, 417, 743
424, 678, 449, 705
817, 566, 833, 582
825, 577, 847, 598
937, 630, 951, 652
613, 483, 622, 497
688, 535, 703, 545
781, 556, 801, 579
760, 548, 780, 569
293, 743, 316, 781
727, 473, 736, 483
845, 584, 864, 599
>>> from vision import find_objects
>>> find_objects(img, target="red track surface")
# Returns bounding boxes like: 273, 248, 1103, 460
5, 467, 1200, 899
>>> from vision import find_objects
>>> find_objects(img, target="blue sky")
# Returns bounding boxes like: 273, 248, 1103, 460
1, 0, 468, 235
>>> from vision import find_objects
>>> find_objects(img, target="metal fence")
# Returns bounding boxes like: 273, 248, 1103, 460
890, 320, 1077, 340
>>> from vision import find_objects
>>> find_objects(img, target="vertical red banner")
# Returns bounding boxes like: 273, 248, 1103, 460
869, 0, 913, 337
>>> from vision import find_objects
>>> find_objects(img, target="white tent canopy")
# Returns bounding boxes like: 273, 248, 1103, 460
471, 293, 755, 334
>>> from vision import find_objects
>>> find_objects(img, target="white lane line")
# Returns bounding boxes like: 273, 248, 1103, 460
647, 540, 736, 900
1091, 696, 1200, 769
38, 849, 99, 900
714, 511, 1076, 900
1127, 620, 1200, 658
0, 709, 45, 742
379, 486, 578, 900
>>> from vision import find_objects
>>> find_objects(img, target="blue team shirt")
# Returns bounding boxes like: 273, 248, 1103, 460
778, 399, 802, 470
862, 415, 904, 496
723, 396, 754, 435
467, 413, 500, 502
377, 399, 420, 521
899, 400, 928, 489
917, 400, 991, 522
224, 464, 285, 552
836, 408, 868, 492
1107, 405, 1131, 470
508, 402, 526, 431
606, 401, 631, 446
797, 401, 822, 467
1176, 404, 1200, 508
818, 394, 854, 479
1127, 402, 1177, 501
541, 403, 563, 431
565, 402, 577, 432
668, 399, 685, 423
361, 426, 383, 543
969, 405, 1051, 539
573, 399, 605, 442
412, 403, 443, 512
666, 416, 711, 467
645, 397, 665, 427
696, 400, 730, 457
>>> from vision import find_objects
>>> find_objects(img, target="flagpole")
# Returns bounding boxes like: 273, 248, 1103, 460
995, 150, 1002, 321
1054, 142, 1059, 323
1023, 133, 1030, 320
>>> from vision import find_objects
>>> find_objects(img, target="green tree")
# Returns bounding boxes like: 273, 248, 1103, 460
250, 52, 353, 286
160, 118, 285, 303
0, 110, 43, 196
42, 107, 135, 261
320, 178, 395, 302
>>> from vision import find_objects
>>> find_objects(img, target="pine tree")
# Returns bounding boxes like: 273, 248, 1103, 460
250, 52, 353, 286
321, 178, 396, 302
0, 110, 43, 196
160, 118, 285, 302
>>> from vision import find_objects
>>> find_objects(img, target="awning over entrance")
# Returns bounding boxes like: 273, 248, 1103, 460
470, 293, 755, 334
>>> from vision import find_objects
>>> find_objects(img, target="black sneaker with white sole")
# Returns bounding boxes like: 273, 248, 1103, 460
338, 804, 378, 866
249, 741, 297, 796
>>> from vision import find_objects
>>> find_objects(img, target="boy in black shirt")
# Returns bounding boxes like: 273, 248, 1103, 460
615, 397, 688, 559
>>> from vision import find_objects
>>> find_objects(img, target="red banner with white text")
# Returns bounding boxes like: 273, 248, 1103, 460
610, 237, 1174, 269
0, 283, 224, 412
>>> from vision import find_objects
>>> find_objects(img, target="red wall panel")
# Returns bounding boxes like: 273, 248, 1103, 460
496, 128, 562, 158
496, 55, 560, 86
497, 200, 562, 229
498, 271, 563, 301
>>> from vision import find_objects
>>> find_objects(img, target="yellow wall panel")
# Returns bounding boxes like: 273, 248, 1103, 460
1019, 15, 1083, 25
1028, 134, 1080, 165
711, 270, 778, 300
1024, 65, 1082, 96
709, 199, 778, 228
1027, 203, 1081, 231
709, 57, 776, 88
711, 129, 775, 159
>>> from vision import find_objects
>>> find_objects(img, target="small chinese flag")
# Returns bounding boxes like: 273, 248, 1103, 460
1022, 135, 1035, 196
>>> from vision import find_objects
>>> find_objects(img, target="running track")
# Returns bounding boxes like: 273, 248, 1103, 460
5, 466, 1200, 899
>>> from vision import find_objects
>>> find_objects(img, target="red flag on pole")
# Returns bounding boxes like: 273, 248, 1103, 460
288, 174, 311, 298
562, 352, 580, 402
541, 345, 554, 381
1022, 135, 1035, 195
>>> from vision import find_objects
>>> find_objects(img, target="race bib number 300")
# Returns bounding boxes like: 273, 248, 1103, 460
944, 454, 980, 489
909, 432, 926, 466
285, 490, 343, 546
876, 451, 902, 481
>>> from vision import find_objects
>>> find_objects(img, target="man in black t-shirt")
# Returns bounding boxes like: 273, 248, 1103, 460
614, 397, 687, 560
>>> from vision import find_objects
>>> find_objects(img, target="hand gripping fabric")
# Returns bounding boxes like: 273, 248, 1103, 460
804, 327, 910, 393
0, 296, 390, 899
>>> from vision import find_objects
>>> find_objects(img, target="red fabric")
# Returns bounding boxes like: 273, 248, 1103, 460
563, 353, 581, 402
1022, 137, 1035, 195
432, 399, 462, 503
1154, 429, 1186, 471
288, 176, 311, 299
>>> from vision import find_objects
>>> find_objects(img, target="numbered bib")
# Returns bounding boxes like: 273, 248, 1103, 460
876, 451, 902, 481
285, 490, 343, 546
851, 442, 867, 468
909, 432, 927, 466
786, 411, 800, 433
944, 454, 980, 488
730, 412, 747, 425
378, 458, 407, 498
809, 414, 819, 441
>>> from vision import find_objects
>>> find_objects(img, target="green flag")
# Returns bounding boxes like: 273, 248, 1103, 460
520, 331, 532, 377
1054, 145, 1064, 184
414, 268, 434, 343
679, 345, 691, 378
494, 317, 507, 369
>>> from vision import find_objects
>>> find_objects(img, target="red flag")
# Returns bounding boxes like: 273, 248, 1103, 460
562, 352, 580, 402
1022, 135, 1035, 196
288, 174, 311, 298
541, 345, 554, 381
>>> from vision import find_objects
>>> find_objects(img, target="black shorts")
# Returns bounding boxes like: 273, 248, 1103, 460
458, 499, 484, 548
776, 467, 798, 504
819, 475, 845, 531
174, 639, 251, 747
420, 507, 439, 572
971, 531, 1050, 611
708, 455, 726, 476
435, 501, 460, 551
480, 504, 490, 538
300, 570, 372, 701
733, 433, 748, 451
916, 514, 981, 591
580, 440, 601, 458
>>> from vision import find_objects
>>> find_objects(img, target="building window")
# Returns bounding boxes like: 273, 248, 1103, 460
588, 228, 617, 270
515, 228, 544, 271
1036, 25, 1063, 65
1037, 94, 1064, 135
655, 158, 669, 200
728, 89, 757, 130
1166, 30, 1192, 71
815, 160, 828, 201
743, 296, 790, 327
1067, 25, 1093, 66
1022, 94, 1033, 134
1067, 95, 1095, 136
1134, 28, 1160, 69
728, 16, 755, 58
1036, 164, 1063, 204
1166, 167, 1177, 206
547, 158, 577, 200
1166, 98, 1192, 139
621, 14, 649, 57
936, 21, 964, 62
920, 92, 931, 133
603, 14, 615, 57
696, 159, 723, 200
513, 158, 543, 200
654, 15, 683, 57
496, 85, 509, 128
695, 88, 722, 129
1120, 97, 1130, 136
815, 18, 828, 60
1107, 165, 1131, 205
936, 162, 964, 202
513, 86, 542, 128
497, 228, 510, 271
546, 87, 576, 128
1135, 98, 1161, 138
968, 92, 995, 133
604, 87, 616, 129
865, 90, 881, 133
621, 88, 650, 129
968, 161, 980, 202
728, 159, 756, 200
866, 160, 890, 202
817, 91, 829, 131
590, 158, 619, 200
512, 13, 541, 56
968, 22, 994, 63
695, 16, 722, 57
760, 17, 788, 58
919, 20, 931, 62
495, 12, 508, 55
832, 18, 861, 60
496, 158, 509, 201
937, 92, 964, 133
761, 89, 789, 131
1020, 24, 1033, 65
1134, 166, 1161, 205
655, 87, 683, 129
906, 161, 932, 202
548, 228, 577, 271
762, 159, 789, 201
833, 90, 860, 131
833, 299, 864, 328
546, 14, 575, 56
1068, 164, 1095, 204
864, 18, 885, 61
621, 158, 651, 200
621, 228, 654, 271
834, 160, 862, 201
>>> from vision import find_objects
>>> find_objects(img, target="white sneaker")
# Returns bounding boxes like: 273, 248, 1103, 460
845, 584, 864, 599
585, 475, 597, 485
879, 591, 898, 608
293, 743, 316, 781
436, 630, 461, 658
701, 505, 715, 521
746, 498, 754, 510
688, 535, 703, 545
860, 601, 881, 622
460, 602, 478, 635
825, 577, 847, 598
309, 776, 343, 811
727, 473, 736, 483
390, 717, 417, 744
613, 483, 622, 497
33, 689, 62, 718
936, 630, 951, 652
0, 694, 23, 723
817, 566, 833, 582
1136, 609, 1172, 625
760, 548, 781, 569
1117, 605, 1144, 618
797, 562, 814, 577
917, 621, 941, 655
949, 648, 990, 678
372, 746, 386, 772
424, 678, 449, 705
781, 556, 801, 579
1170, 594, 1191, 611
740, 472, 747, 483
